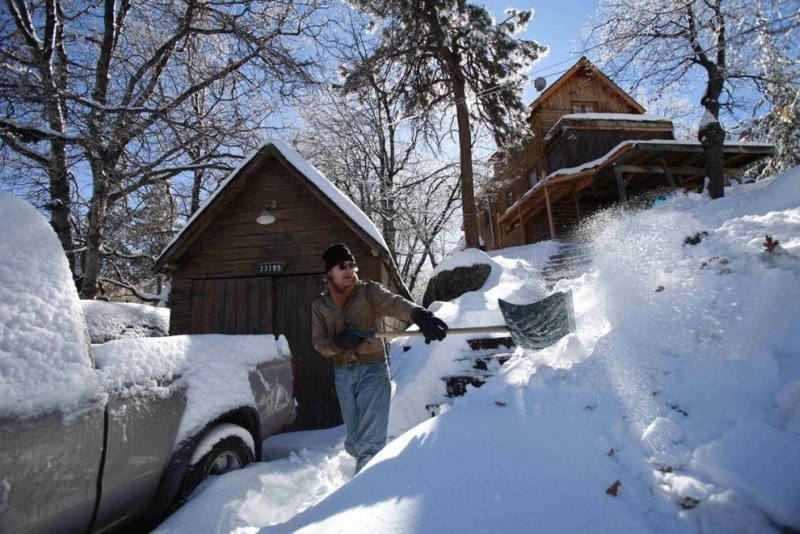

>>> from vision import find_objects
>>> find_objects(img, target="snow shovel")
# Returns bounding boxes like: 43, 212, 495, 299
352, 290, 576, 351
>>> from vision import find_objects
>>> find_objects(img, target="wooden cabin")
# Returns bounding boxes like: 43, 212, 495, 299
155, 140, 411, 430
478, 57, 775, 249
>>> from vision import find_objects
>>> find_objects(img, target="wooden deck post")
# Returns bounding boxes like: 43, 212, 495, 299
519, 205, 530, 244
614, 166, 627, 203
545, 185, 556, 240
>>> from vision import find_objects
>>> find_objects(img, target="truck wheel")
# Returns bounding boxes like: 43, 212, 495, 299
177, 426, 254, 504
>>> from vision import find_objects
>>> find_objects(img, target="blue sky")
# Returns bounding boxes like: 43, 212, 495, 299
480, 0, 601, 103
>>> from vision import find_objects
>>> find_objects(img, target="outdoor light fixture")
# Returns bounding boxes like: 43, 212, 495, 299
257, 200, 277, 225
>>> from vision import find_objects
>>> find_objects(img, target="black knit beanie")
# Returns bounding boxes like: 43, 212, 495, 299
322, 243, 355, 273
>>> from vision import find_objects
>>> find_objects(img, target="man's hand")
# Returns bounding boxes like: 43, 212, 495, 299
411, 308, 448, 344
334, 331, 364, 351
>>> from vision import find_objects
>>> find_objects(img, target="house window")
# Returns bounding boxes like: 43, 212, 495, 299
506, 190, 514, 208
571, 100, 597, 113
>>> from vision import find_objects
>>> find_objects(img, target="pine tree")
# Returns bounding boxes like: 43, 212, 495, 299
343, 0, 545, 248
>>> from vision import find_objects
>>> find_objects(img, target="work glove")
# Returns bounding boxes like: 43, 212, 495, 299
334, 330, 364, 351
411, 308, 448, 344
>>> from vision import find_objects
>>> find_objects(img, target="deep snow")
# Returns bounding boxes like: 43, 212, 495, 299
0, 192, 100, 418
156, 167, 800, 533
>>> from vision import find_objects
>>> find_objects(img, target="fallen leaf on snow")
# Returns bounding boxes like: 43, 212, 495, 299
606, 480, 622, 496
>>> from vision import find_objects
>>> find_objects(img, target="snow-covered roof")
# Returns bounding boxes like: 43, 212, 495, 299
502, 138, 776, 220
271, 139, 389, 252
544, 113, 673, 141
558, 112, 671, 123
156, 139, 389, 268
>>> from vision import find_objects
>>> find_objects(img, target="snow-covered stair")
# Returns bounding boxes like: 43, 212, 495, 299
424, 243, 592, 416
426, 337, 515, 416
540, 241, 593, 289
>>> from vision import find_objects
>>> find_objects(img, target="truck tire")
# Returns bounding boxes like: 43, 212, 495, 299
176, 426, 254, 504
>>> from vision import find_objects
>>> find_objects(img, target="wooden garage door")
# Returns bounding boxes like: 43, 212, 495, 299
190, 277, 273, 334
275, 275, 341, 429
188, 275, 341, 429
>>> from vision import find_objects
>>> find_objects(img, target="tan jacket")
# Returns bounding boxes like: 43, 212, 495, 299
312, 280, 419, 368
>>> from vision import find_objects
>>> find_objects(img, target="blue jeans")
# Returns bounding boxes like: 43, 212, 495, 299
334, 360, 391, 473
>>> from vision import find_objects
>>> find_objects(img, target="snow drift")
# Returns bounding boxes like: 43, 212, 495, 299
0, 192, 100, 418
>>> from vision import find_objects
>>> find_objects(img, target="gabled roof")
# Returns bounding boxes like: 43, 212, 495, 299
529, 57, 645, 115
154, 140, 391, 273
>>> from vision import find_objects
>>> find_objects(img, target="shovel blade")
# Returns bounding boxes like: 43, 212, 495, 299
498, 290, 576, 350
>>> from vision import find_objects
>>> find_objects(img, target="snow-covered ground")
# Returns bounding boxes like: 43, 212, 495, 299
158, 168, 800, 533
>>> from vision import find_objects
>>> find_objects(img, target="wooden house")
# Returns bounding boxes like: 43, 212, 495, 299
478, 57, 775, 249
155, 140, 411, 430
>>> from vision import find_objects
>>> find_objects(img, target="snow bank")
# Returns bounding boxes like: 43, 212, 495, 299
0, 192, 100, 419
82, 300, 169, 343
94, 334, 291, 446
279, 167, 800, 532
692, 419, 800, 527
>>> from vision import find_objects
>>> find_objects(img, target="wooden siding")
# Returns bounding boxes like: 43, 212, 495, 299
537, 71, 640, 122
172, 161, 374, 278
273, 274, 341, 430
547, 124, 674, 174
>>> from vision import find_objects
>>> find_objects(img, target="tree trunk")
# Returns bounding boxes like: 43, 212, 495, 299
688, 0, 727, 199
80, 173, 110, 299
381, 170, 397, 260
47, 138, 75, 274
698, 64, 726, 199
699, 119, 726, 199
449, 65, 479, 249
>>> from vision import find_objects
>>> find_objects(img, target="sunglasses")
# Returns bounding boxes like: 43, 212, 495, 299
337, 261, 358, 271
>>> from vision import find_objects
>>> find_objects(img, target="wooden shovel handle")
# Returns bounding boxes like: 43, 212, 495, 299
375, 325, 510, 339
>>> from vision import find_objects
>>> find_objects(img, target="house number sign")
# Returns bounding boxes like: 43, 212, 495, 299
254, 262, 286, 275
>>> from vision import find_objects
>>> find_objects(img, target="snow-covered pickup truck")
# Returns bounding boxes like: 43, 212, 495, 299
0, 193, 295, 533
